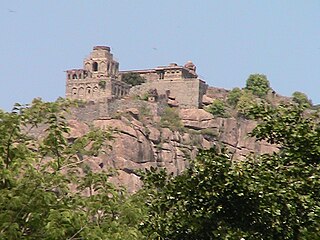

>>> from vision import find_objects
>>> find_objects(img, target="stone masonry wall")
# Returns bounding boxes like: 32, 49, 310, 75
130, 79, 207, 108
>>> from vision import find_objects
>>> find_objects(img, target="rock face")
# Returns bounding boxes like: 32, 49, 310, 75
65, 103, 278, 193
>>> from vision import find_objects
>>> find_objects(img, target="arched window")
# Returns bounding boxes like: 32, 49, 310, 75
72, 74, 77, 79
78, 87, 84, 97
72, 88, 77, 95
87, 87, 91, 95
92, 62, 98, 72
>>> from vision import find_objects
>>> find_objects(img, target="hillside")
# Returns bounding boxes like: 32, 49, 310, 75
56, 87, 283, 192
1, 84, 320, 239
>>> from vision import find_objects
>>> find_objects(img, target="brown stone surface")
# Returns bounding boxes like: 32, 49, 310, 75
202, 95, 214, 105
180, 109, 216, 129
67, 119, 90, 138
59, 100, 279, 193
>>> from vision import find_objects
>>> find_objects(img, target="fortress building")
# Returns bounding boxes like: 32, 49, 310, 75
65, 46, 130, 101
66, 46, 207, 108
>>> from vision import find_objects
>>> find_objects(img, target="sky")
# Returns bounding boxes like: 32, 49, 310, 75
1, 0, 320, 111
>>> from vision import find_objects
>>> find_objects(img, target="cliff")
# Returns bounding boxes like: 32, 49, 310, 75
59, 96, 278, 193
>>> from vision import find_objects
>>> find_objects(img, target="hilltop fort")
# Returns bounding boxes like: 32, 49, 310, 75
65, 46, 208, 109
62, 45, 283, 192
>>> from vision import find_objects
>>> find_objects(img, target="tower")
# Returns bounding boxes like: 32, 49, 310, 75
83, 46, 119, 78
65, 46, 129, 101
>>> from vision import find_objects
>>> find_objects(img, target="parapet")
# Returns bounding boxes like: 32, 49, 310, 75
93, 46, 111, 52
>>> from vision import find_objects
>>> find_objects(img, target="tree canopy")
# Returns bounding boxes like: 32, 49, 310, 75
292, 91, 312, 108
121, 72, 146, 86
1, 98, 319, 239
140, 104, 320, 239
245, 74, 270, 98
0, 99, 145, 239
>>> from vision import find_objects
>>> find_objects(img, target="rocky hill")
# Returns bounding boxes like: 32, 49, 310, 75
57, 91, 280, 193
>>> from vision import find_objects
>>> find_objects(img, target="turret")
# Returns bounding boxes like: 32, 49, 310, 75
83, 46, 119, 78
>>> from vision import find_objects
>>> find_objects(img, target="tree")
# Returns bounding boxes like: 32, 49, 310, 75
121, 72, 146, 86
140, 104, 320, 239
292, 91, 312, 108
0, 99, 146, 239
245, 74, 270, 98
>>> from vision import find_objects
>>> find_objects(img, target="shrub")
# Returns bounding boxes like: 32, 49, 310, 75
199, 128, 217, 138
122, 72, 146, 86
292, 91, 312, 108
245, 74, 270, 98
227, 87, 242, 107
206, 99, 227, 117
236, 90, 259, 119
160, 107, 184, 132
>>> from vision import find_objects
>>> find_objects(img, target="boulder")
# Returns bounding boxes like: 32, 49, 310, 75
180, 109, 216, 130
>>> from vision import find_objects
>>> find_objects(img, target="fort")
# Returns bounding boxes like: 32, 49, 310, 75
65, 46, 208, 109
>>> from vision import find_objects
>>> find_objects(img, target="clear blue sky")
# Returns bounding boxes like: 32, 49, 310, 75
1, 0, 320, 111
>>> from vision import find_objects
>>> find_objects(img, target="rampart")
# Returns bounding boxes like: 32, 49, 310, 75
130, 79, 207, 108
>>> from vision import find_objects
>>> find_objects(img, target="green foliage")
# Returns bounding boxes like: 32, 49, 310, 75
245, 74, 270, 97
199, 128, 217, 138
227, 87, 242, 106
3, 96, 320, 239
0, 99, 146, 239
140, 104, 320, 239
206, 99, 227, 117
98, 80, 106, 89
292, 91, 312, 108
236, 90, 259, 119
122, 72, 146, 86
160, 107, 184, 132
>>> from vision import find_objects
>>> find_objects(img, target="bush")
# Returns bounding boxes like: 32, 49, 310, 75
292, 91, 312, 108
227, 87, 242, 107
206, 99, 227, 117
245, 74, 270, 98
122, 72, 146, 86
160, 107, 184, 132
236, 90, 259, 119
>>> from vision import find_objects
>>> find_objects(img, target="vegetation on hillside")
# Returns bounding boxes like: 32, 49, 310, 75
0, 99, 145, 239
206, 74, 271, 119
159, 106, 184, 132
140, 103, 320, 239
292, 91, 312, 108
1, 93, 319, 239
206, 73, 313, 120
245, 74, 270, 98
206, 99, 228, 117
121, 72, 146, 86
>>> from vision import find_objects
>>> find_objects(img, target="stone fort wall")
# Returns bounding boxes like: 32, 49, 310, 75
130, 79, 207, 109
